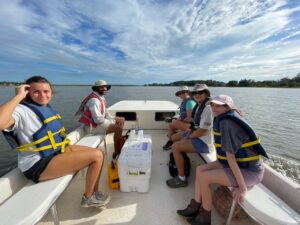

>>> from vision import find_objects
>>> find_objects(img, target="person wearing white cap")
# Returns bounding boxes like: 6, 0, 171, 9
166, 84, 214, 189
76, 80, 125, 159
177, 94, 268, 225
163, 86, 197, 150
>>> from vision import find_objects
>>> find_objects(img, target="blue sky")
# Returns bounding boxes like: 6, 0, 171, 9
0, 0, 299, 85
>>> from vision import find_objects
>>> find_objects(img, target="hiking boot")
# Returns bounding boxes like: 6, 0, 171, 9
177, 199, 201, 217
166, 176, 188, 188
163, 140, 173, 150
187, 207, 211, 225
81, 192, 110, 208
112, 152, 119, 160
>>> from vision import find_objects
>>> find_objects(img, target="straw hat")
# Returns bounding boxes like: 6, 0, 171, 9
92, 80, 111, 90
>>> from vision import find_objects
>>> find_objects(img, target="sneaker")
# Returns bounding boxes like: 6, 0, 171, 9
81, 192, 110, 208
166, 176, 188, 188
94, 191, 111, 204
163, 140, 173, 150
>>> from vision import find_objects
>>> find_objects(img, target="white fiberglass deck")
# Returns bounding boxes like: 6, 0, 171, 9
109, 100, 179, 112
37, 130, 259, 225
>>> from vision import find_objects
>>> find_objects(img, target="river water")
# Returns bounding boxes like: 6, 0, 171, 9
0, 86, 299, 183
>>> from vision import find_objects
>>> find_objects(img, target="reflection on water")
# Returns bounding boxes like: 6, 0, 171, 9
0, 86, 299, 183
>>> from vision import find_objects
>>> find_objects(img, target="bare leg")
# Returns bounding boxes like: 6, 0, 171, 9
194, 161, 222, 202
195, 161, 232, 210
39, 145, 104, 197
170, 131, 185, 143
168, 120, 190, 138
172, 139, 195, 176
106, 123, 123, 155
93, 149, 105, 192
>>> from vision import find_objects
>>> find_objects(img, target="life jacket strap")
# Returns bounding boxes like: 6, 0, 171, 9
17, 127, 68, 152
213, 130, 221, 135
240, 138, 260, 148
214, 138, 260, 148
217, 154, 260, 162
44, 114, 61, 124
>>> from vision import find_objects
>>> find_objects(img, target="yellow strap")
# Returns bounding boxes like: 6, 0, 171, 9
48, 130, 57, 149
241, 138, 260, 148
17, 128, 66, 151
213, 138, 260, 149
18, 138, 70, 153
217, 154, 260, 162
213, 130, 221, 136
60, 138, 71, 153
43, 114, 61, 124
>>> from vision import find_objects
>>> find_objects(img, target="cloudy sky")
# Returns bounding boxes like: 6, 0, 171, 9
0, 0, 299, 85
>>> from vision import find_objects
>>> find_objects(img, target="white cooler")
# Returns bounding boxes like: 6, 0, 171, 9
118, 135, 152, 192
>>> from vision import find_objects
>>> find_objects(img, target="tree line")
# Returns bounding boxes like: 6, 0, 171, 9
1, 73, 300, 87
145, 73, 300, 87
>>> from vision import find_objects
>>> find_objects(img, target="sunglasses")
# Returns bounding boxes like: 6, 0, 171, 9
192, 91, 205, 95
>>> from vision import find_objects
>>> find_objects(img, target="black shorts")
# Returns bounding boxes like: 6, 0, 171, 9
23, 152, 60, 183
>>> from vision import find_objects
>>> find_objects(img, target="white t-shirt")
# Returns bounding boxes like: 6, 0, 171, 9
5, 104, 42, 172
197, 104, 214, 151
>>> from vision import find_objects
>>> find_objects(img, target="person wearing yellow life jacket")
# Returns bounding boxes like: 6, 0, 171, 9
177, 95, 268, 225
76, 80, 125, 159
3, 101, 71, 158
0, 76, 110, 208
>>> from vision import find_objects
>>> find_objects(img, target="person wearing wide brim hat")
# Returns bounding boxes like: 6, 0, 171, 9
190, 83, 210, 94
76, 80, 125, 159
175, 86, 189, 97
163, 86, 197, 150
166, 83, 214, 189
92, 80, 111, 91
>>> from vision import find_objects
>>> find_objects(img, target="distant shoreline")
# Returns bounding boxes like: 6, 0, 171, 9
1, 74, 299, 88
1, 84, 299, 88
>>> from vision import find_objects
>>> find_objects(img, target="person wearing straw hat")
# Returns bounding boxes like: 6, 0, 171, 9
163, 86, 197, 150
76, 80, 125, 159
166, 84, 214, 189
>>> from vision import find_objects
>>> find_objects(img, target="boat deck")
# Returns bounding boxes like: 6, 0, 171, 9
38, 130, 259, 225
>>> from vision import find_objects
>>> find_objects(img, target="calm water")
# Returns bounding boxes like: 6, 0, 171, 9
0, 86, 299, 183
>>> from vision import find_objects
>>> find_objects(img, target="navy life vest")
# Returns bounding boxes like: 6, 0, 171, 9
213, 110, 269, 168
191, 97, 210, 128
3, 102, 70, 158
179, 98, 196, 120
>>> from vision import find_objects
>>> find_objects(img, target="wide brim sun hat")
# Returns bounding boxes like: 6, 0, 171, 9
210, 94, 234, 109
175, 86, 190, 96
191, 83, 209, 92
92, 80, 111, 90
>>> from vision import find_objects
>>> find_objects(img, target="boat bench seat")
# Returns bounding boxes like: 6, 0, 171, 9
198, 151, 300, 225
0, 132, 106, 225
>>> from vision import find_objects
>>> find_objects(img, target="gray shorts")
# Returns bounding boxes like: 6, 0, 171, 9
223, 165, 265, 188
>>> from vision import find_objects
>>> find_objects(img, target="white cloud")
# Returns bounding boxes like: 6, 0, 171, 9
0, 0, 299, 84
